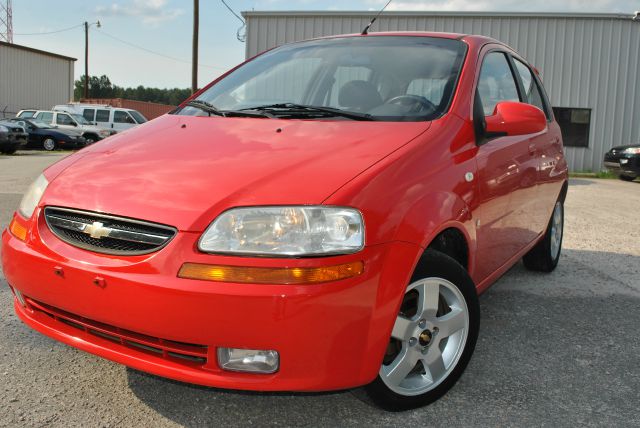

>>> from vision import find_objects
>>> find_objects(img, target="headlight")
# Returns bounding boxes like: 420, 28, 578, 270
622, 147, 640, 154
199, 206, 364, 256
18, 174, 48, 218
0, 125, 8, 132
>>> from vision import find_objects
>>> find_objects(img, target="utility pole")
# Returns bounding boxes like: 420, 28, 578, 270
83, 21, 101, 100
84, 21, 89, 99
192, 0, 199, 94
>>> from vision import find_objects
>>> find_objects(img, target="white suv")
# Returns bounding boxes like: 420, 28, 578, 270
17, 110, 114, 143
53, 104, 148, 132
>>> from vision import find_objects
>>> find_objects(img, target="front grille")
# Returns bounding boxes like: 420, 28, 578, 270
44, 207, 177, 255
25, 297, 208, 367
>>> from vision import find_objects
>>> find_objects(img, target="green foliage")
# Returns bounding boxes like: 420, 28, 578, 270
73, 75, 192, 106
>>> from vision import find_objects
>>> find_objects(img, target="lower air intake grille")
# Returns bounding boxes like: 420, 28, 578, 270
25, 297, 208, 367
44, 207, 177, 255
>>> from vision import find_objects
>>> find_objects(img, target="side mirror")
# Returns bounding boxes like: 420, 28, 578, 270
485, 101, 546, 137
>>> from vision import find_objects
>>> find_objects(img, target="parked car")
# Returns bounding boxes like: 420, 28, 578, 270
0, 121, 28, 154
2, 32, 568, 411
8, 118, 87, 151
53, 103, 148, 132
604, 143, 640, 181
16, 110, 114, 143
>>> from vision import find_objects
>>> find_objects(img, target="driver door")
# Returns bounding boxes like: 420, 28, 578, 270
473, 50, 540, 282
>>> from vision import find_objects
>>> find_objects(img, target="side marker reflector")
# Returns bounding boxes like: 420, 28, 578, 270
9, 218, 27, 241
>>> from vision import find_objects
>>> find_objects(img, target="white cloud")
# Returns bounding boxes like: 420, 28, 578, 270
365, 0, 638, 13
96, 0, 184, 26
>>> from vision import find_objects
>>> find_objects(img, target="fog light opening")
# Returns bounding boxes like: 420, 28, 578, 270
217, 348, 279, 374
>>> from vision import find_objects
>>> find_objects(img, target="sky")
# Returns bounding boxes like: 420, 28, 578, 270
11, 0, 640, 89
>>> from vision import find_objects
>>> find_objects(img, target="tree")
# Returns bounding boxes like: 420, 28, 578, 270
73, 75, 191, 106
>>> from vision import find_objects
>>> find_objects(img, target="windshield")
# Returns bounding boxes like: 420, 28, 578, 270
178, 36, 467, 122
71, 114, 91, 125
128, 110, 147, 124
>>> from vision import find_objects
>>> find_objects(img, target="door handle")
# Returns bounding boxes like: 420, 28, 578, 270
528, 143, 536, 155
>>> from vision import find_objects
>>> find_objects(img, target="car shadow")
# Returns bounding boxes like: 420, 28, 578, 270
126, 249, 640, 427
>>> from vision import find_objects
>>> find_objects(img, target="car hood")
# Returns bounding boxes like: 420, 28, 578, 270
42, 114, 430, 231
78, 124, 109, 133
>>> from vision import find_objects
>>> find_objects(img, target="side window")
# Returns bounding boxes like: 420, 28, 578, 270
95, 110, 110, 123
18, 111, 35, 118
513, 59, 548, 117
477, 52, 519, 116
37, 112, 53, 123
83, 109, 95, 122
56, 113, 74, 125
114, 111, 134, 123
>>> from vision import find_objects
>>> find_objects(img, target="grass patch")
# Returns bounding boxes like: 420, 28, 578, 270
569, 170, 616, 179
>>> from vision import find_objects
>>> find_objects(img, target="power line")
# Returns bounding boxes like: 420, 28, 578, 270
95, 28, 227, 70
220, 0, 245, 42
14, 23, 83, 36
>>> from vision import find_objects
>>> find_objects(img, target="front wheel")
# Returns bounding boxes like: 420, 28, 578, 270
365, 250, 480, 411
619, 174, 636, 182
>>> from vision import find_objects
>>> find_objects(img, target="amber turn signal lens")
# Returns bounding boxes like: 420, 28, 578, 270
178, 261, 364, 284
9, 218, 27, 241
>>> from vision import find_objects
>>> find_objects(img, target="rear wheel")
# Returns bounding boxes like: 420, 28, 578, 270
365, 250, 479, 411
0, 146, 17, 154
523, 200, 563, 272
42, 137, 56, 151
619, 174, 636, 182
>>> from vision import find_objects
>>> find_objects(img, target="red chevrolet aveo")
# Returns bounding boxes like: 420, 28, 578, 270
2, 32, 567, 410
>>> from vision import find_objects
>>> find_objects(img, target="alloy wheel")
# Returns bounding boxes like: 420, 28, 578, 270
43, 138, 56, 151
380, 277, 469, 396
550, 201, 563, 260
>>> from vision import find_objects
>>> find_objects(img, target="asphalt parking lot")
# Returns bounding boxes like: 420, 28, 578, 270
0, 151, 638, 427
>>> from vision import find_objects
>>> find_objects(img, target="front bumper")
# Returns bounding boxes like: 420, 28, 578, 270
2, 210, 420, 391
604, 155, 640, 176
0, 132, 27, 150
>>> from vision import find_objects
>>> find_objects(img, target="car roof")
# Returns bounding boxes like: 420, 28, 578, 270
298, 31, 504, 47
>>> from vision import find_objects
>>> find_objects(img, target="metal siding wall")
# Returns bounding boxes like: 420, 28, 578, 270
245, 13, 640, 172
0, 45, 74, 118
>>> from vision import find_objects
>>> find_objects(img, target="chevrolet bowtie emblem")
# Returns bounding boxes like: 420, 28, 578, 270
83, 221, 111, 239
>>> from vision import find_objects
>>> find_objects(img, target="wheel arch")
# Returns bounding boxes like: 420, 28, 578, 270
558, 180, 568, 203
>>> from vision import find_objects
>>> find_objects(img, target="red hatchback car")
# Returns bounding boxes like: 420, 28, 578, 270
2, 32, 567, 410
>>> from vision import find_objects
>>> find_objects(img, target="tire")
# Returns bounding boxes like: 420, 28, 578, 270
84, 135, 97, 144
619, 174, 636, 182
365, 250, 480, 411
1, 147, 17, 155
523, 200, 563, 272
42, 137, 56, 151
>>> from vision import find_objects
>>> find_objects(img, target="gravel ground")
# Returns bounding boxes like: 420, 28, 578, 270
0, 151, 638, 427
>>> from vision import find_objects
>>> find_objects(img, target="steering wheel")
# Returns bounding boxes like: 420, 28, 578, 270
385, 95, 437, 114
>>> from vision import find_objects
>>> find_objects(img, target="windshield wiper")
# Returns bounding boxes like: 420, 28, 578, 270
185, 100, 226, 117
239, 103, 375, 121
185, 100, 273, 118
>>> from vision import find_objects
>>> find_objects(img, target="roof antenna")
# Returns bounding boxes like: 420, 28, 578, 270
361, 0, 392, 35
